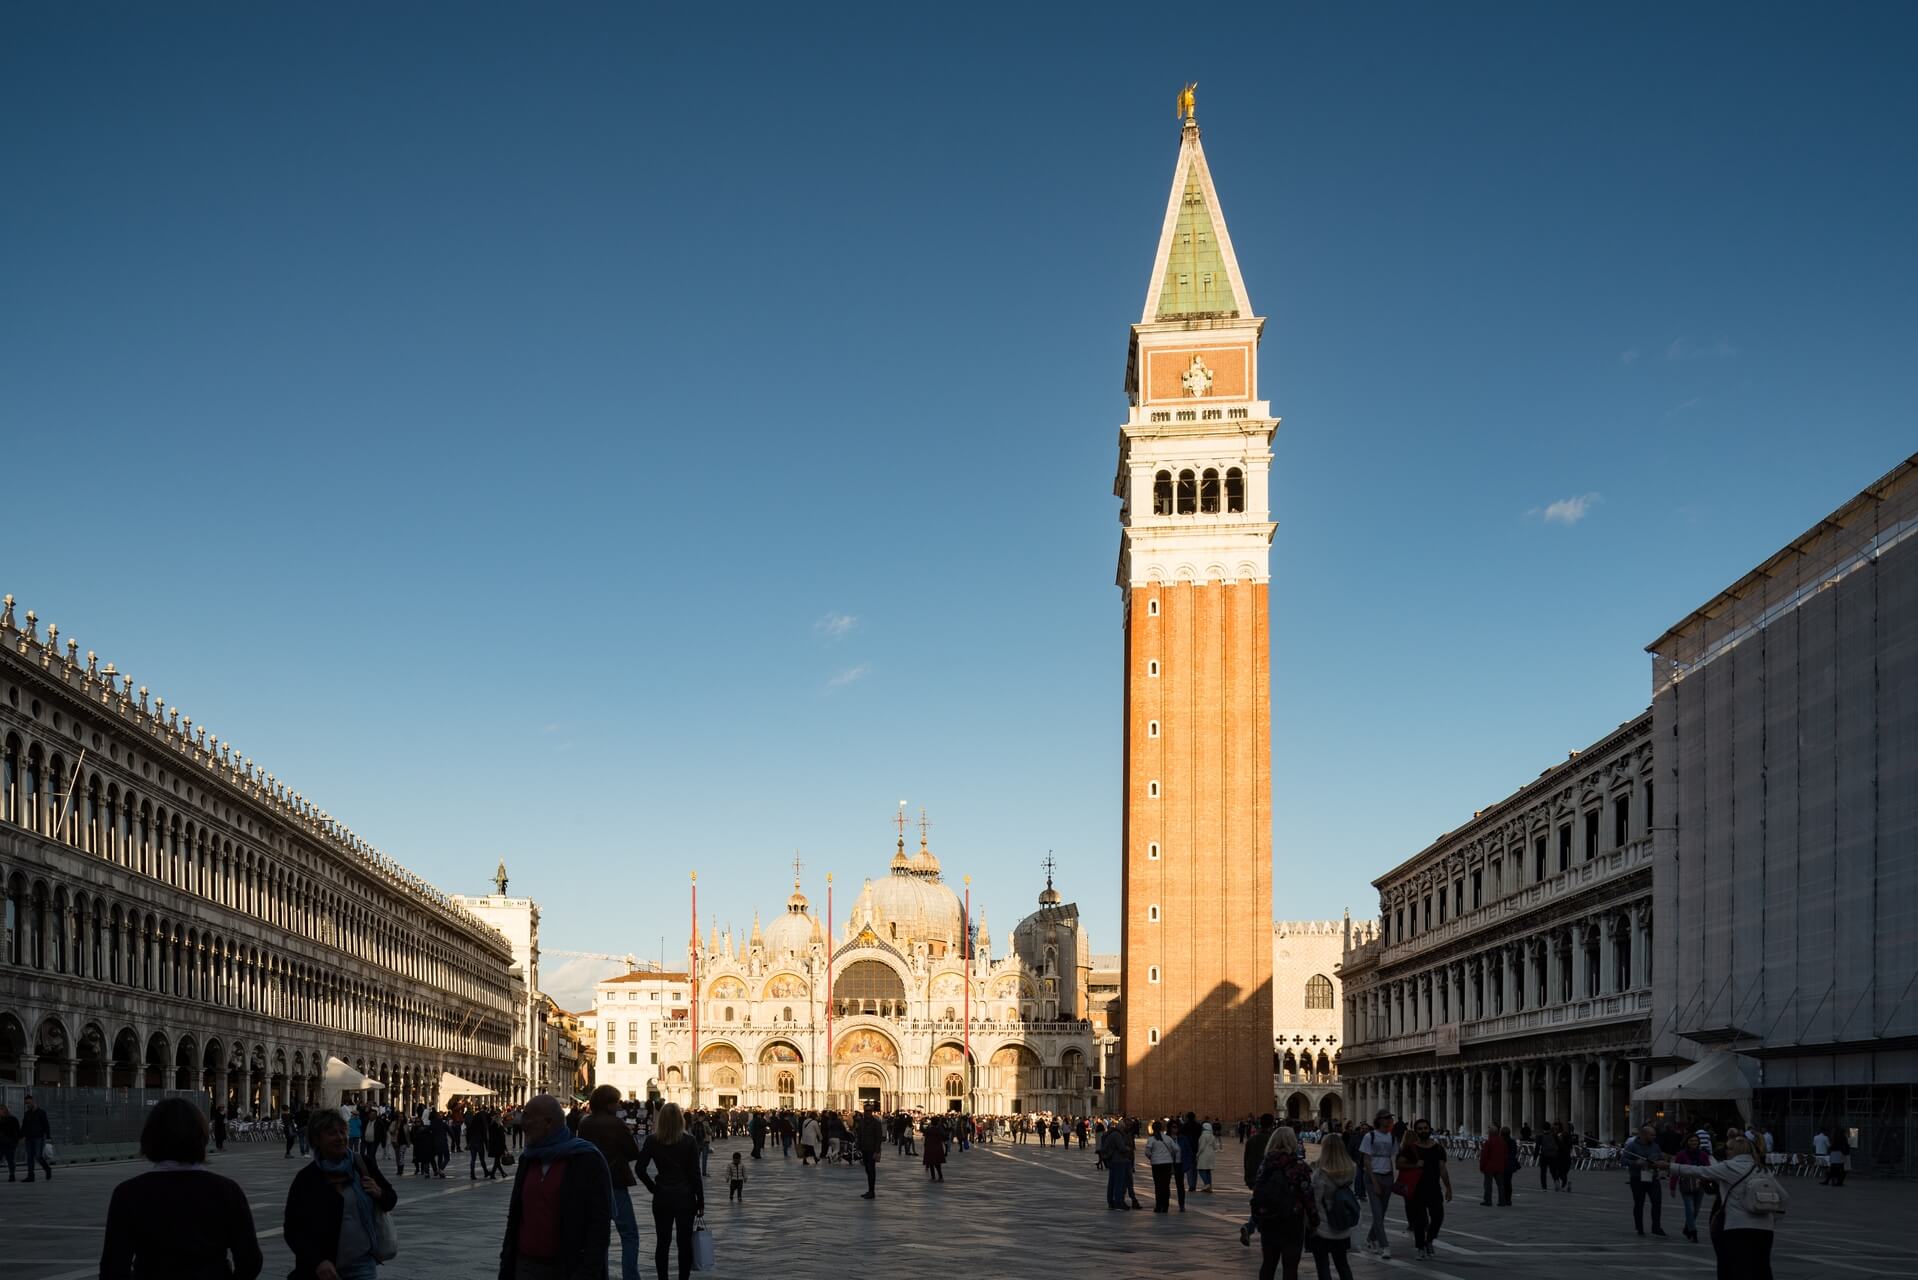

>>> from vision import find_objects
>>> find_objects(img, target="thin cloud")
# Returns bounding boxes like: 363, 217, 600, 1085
826, 662, 871, 690
1528, 493, 1601, 525
1620, 348, 1640, 366
815, 612, 857, 639
1665, 336, 1737, 362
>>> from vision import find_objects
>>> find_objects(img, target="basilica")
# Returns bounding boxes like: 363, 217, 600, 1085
654, 819, 1098, 1116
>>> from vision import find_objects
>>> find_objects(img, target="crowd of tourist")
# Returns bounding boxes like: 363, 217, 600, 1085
69, 1083, 1830, 1280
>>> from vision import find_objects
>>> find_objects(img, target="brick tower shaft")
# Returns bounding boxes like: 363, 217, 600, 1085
1116, 96, 1277, 1122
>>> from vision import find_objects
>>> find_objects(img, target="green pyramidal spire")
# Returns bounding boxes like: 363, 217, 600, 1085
1144, 118, 1251, 324
1157, 167, 1236, 319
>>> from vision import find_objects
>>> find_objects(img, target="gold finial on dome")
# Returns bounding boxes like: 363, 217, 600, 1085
890, 805, 912, 872
1038, 851, 1062, 906
1177, 82, 1197, 127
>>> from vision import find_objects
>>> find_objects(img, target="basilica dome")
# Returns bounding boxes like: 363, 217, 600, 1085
850, 834, 965, 950
763, 884, 816, 956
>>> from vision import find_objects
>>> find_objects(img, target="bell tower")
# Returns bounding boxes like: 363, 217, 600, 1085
1116, 93, 1276, 1122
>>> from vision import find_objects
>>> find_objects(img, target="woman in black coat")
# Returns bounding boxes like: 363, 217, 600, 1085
101, 1099, 262, 1279
638, 1102, 705, 1280
284, 1110, 398, 1280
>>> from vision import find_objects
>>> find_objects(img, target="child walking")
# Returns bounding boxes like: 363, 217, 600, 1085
728, 1150, 747, 1202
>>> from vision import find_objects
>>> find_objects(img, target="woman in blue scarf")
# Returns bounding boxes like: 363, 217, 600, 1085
284, 1110, 399, 1280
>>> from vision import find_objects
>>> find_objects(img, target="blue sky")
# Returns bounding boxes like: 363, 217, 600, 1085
4, 3, 1912, 1006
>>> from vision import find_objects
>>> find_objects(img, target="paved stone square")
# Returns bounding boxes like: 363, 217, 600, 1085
8, 1133, 1914, 1279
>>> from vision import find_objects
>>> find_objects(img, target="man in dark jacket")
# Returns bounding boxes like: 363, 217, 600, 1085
855, 1106, 885, 1199
579, 1087, 643, 1280
21, 1094, 52, 1181
1243, 1112, 1275, 1189
500, 1095, 612, 1280
468, 1109, 492, 1180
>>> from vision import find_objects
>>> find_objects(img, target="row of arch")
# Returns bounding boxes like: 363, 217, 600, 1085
1, 860, 512, 1059
1151, 467, 1246, 516
0, 1009, 511, 1112
668, 1033, 1091, 1100
1, 729, 509, 1008
702, 957, 1064, 1027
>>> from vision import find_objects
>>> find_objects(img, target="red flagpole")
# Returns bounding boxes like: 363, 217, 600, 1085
690, 872, 699, 1110
963, 875, 972, 1116
825, 873, 834, 1111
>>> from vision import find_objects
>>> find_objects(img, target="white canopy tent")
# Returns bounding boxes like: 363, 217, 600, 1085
320, 1057, 385, 1111
1631, 1051, 1759, 1118
439, 1070, 498, 1102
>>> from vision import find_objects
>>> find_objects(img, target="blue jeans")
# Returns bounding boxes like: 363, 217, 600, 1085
611, 1187, 642, 1280
1365, 1174, 1392, 1249
1680, 1186, 1702, 1234
24, 1136, 51, 1179
1179, 1139, 1198, 1190
337, 1261, 378, 1280
1106, 1162, 1128, 1206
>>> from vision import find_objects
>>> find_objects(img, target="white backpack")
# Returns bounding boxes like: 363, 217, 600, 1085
1731, 1164, 1789, 1217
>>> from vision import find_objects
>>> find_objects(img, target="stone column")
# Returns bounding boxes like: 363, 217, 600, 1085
1570, 922, 1589, 1002
1478, 1068, 1492, 1132
1599, 918, 1619, 996
1631, 907, 1650, 989
1501, 947, 1517, 1014
1597, 1055, 1615, 1142
1545, 931, 1562, 1006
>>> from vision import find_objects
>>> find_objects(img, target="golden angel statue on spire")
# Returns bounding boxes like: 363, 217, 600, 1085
1176, 82, 1197, 122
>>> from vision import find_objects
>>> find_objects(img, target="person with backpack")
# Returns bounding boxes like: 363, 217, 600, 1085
1307, 1137, 1360, 1280
1670, 1132, 1783, 1279
1246, 1127, 1317, 1280
1355, 1110, 1398, 1259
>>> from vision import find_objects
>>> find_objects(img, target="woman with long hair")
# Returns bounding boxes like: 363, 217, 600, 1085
1250, 1126, 1317, 1280
637, 1102, 705, 1280
1307, 1138, 1358, 1280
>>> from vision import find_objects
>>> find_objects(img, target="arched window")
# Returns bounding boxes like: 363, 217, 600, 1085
1226, 467, 1245, 513
1200, 468, 1220, 513
1152, 471, 1173, 516
1176, 469, 1197, 514
723, 1006, 734, 1022
836, 959, 906, 1004
1305, 974, 1334, 1010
